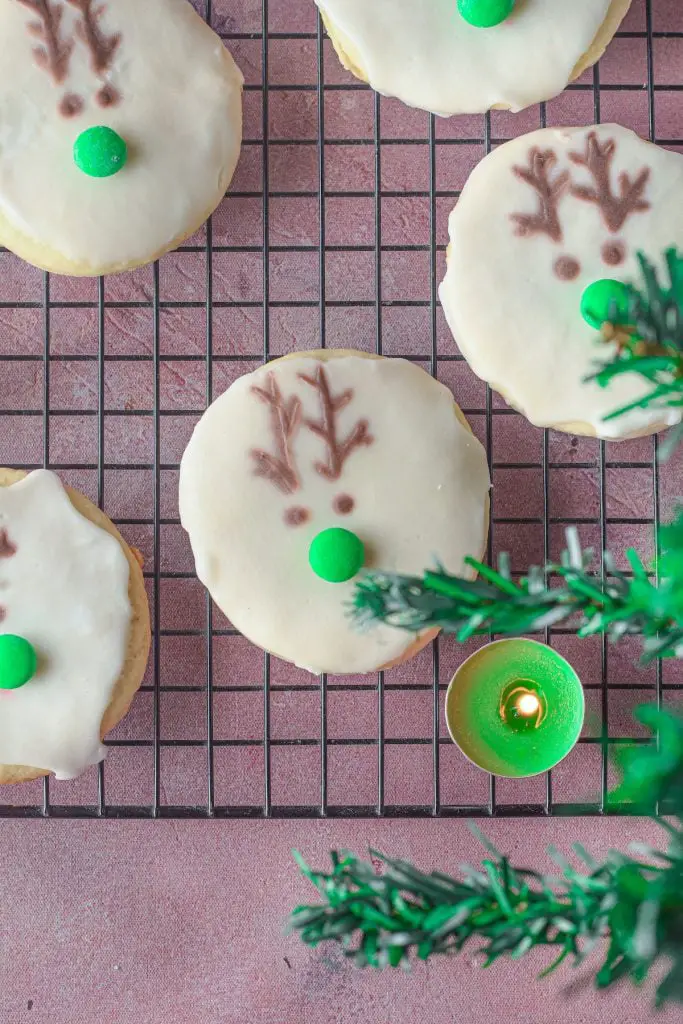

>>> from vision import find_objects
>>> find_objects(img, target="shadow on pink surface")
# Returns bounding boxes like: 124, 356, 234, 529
0, 817, 679, 1024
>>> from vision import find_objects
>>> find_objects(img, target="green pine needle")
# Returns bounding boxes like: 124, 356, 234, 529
587, 248, 683, 441
351, 510, 683, 661
288, 706, 683, 1006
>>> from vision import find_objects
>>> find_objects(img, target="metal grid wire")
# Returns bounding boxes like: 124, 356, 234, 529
0, 0, 681, 819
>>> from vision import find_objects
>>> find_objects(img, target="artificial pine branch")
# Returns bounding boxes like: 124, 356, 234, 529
288, 706, 683, 1006
290, 250, 683, 1007
589, 247, 683, 456
351, 509, 683, 661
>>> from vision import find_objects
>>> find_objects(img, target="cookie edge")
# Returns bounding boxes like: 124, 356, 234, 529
320, 0, 632, 115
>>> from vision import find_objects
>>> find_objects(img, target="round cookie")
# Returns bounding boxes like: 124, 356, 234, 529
439, 124, 683, 440
0, 0, 243, 275
179, 351, 491, 676
317, 0, 631, 116
0, 469, 151, 784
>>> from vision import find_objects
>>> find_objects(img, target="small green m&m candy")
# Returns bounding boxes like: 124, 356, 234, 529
309, 528, 365, 584
458, 0, 515, 28
0, 635, 37, 691
74, 126, 128, 178
580, 278, 631, 330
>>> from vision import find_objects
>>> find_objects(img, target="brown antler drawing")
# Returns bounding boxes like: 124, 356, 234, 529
510, 148, 570, 243
0, 529, 17, 559
18, 0, 74, 83
66, 0, 120, 75
299, 366, 373, 481
0, 527, 16, 623
250, 375, 302, 495
569, 132, 650, 233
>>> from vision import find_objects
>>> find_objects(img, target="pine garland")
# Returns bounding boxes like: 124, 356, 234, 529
351, 509, 683, 661
289, 707, 683, 1006
289, 262, 683, 1008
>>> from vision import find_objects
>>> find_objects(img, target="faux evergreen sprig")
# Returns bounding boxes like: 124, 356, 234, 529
589, 248, 683, 456
352, 508, 683, 661
289, 251, 683, 1006
288, 706, 683, 1006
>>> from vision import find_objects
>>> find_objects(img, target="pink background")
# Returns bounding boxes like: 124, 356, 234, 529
1, 818, 681, 1023
0, 0, 682, 1020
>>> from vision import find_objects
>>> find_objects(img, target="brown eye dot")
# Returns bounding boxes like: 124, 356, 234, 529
553, 256, 581, 281
333, 494, 355, 515
284, 506, 310, 527
97, 85, 121, 108
602, 241, 626, 267
59, 94, 84, 118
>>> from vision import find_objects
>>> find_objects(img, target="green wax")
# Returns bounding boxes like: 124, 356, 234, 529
445, 639, 584, 778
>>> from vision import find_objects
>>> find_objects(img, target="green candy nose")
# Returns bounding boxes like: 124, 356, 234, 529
309, 528, 365, 584
74, 126, 128, 178
580, 278, 631, 330
0, 635, 37, 691
457, 0, 515, 29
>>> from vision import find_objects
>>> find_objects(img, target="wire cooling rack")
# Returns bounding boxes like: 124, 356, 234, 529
0, 0, 681, 819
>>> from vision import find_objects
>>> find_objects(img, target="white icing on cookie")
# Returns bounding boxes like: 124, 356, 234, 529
0, 470, 131, 779
316, 0, 624, 115
0, 0, 243, 271
439, 125, 683, 439
179, 355, 491, 676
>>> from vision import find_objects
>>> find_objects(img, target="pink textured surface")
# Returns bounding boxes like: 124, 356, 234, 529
0, 0, 682, 1019
1, 818, 681, 1024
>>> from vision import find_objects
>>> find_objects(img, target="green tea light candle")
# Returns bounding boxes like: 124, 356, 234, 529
445, 639, 584, 778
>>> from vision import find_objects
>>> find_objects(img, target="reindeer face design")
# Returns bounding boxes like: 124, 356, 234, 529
179, 354, 491, 674
438, 123, 683, 440
511, 130, 651, 281
0, 0, 242, 273
249, 366, 374, 532
17, 0, 121, 117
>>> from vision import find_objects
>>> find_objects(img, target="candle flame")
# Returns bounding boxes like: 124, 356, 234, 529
500, 680, 547, 731
516, 693, 541, 717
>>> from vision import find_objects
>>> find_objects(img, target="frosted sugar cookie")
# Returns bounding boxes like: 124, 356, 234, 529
179, 351, 490, 676
0, 469, 151, 783
0, 0, 243, 275
316, 0, 631, 116
439, 124, 683, 439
